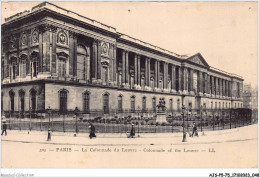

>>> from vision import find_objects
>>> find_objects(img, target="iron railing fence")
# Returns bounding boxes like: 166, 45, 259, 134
2, 108, 255, 133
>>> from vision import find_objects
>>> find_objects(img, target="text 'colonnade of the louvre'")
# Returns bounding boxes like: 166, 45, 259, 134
1, 2, 243, 118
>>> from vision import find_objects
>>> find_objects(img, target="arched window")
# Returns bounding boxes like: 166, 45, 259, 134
211, 102, 213, 109
30, 89, 37, 112
82, 91, 90, 113
57, 52, 68, 78
226, 103, 228, 109
19, 90, 25, 112
9, 90, 15, 113
30, 52, 38, 78
59, 89, 68, 113
152, 97, 156, 112
235, 103, 237, 108
219, 102, 221, 109
118, 95, 123, 113
10, 57, 18, 80
20, 54, 27, 78
77, 44, 87, 80
130, 96, 135, 112
215, 102, 217, 109
103, 93, 109, 114
142, 96, 146, 112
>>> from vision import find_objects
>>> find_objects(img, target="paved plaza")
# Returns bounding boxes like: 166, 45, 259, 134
1, 124, 258, 168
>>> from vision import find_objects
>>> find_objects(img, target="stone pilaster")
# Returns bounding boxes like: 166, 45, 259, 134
51, 26, 57, 74
97, 40, 102, 82
91, 39, 97, 82
113, 46, 117, 85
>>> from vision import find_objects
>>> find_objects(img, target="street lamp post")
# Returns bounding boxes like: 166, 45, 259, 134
46, 106, 52, 141
74, 107, 80, 134
182, 105, 187, 142
200, 105, 203, 132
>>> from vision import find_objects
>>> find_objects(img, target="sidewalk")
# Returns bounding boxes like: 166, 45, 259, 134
1, 124, 258, 146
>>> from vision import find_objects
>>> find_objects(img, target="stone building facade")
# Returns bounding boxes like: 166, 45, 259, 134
1, 2, 243, 118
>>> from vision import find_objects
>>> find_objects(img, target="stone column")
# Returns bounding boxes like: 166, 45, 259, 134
154, 60, 158, 89
211, 76, 215, 96
179, 66, 183, 92
122, 50, 126, 85
204, 73, 207, 95
171, 64, 176, 92
164, 62, 168, 90
207, 75, 211, 94
216, 77, 219, 97
145, 57, 150, 88
190, 68, 194, 94
219, 78, 222, 97
134, 54, 138, 85
184, 67, 188, 92
223, 79, 225, 97
137, 55, 141, 86
147, 58, 151, 87
199, 71, 203, 95
125, 51, 129, 87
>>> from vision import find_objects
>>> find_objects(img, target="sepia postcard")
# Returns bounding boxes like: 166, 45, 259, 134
0, 1, 258, 175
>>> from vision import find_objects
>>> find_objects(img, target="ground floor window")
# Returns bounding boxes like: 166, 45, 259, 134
130, 96, 135, 112
83, 91, 90, 113
142, 96, 146, 112
30, 89, 37, 112
9, 90, 15, 113
59, 89, 68, 113
103, 93, 109, 114
19, 90, 25, 112
118, 95, 123, 113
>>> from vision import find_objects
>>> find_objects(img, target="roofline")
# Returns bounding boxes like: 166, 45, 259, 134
2, 1, 244, 81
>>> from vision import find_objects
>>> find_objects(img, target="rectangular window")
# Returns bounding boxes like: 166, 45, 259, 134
77, 56, 85, 80
152, 98, 156, 112
131, 97, 135, 112
31, 62, 38, 77
58, 60, 66, 77
21, 61, 26, 78
142, 97, 146, 112
118, 96, 123, 113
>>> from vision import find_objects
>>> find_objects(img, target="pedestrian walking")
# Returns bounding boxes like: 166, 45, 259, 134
191, 122, 198, 137
1, 121, 7, 136
128, 124, 135, 138
89, 123, 96, 139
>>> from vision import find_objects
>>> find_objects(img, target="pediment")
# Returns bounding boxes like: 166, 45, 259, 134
186, 53, 210, 68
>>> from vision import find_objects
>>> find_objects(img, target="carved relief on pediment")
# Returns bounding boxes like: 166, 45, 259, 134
190, 56, 203, 65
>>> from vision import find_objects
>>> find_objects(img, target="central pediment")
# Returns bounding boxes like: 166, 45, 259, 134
185, 53, 210, 68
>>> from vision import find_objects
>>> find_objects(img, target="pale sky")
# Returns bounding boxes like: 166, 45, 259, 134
1, 1, 258, 88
